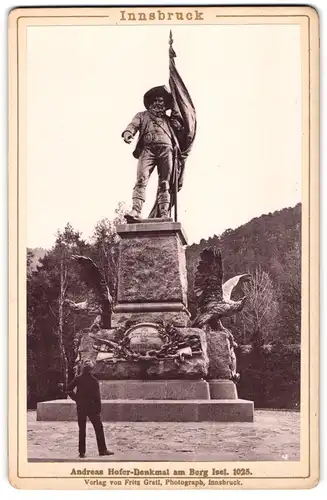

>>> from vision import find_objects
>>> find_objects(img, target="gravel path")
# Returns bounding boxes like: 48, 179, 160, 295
27, 410, 300, 462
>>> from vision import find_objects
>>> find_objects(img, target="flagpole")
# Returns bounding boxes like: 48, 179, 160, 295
169, 30, 178, 222
174, 152, 178, 223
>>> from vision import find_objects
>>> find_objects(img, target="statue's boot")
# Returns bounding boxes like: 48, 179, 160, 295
125, 198, 143, 222
158, 202, 170, 218
158, 182, 170, 218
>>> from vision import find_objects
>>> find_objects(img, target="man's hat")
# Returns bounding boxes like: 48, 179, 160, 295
143, 85, 173, 110
82, 360, 94, 373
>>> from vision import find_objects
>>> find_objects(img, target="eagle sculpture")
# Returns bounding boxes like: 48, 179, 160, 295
192, 247, 251, 330
67, 255, 113, 329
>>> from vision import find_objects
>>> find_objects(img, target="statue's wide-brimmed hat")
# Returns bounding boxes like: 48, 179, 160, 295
143, 85, 173, 110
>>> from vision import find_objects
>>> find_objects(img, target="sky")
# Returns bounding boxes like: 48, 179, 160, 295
26, 23, 301, 248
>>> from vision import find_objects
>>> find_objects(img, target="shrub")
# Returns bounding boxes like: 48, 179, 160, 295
237, 345, 300, 409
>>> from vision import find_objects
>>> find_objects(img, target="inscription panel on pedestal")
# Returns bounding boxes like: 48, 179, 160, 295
126, 323, 164, 355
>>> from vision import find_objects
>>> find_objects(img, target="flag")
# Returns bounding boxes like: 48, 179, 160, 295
148, 32, 197, 220
168, 31, 197, 193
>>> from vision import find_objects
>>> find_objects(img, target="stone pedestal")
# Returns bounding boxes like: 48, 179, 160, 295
86, 326, 209, 380
209, 380, 238, 399
37, 220, 254, 422
99, 380, 210, 400
112, 221, 190, 328
207, 330, 235, 380
37, 399, 254, 422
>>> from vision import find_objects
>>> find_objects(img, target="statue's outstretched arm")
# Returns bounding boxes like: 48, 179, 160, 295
122, 112, 142, 141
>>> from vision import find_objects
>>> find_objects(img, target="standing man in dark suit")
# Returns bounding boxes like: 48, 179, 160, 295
66, 361, 113, 458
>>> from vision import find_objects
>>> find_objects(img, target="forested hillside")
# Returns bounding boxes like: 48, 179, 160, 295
186, 204, 301, 345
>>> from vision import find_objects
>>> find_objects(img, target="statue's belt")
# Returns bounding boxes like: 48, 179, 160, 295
143, 132, 172, 145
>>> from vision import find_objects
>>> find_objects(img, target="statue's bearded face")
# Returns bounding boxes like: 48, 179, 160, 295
149, 96, 166, 116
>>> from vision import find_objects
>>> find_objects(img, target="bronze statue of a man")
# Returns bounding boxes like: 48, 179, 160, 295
122, 32, 197, 222
122, 85, 183, 220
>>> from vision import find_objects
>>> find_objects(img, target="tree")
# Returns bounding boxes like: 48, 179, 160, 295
51, 224, 88, 387
27, 256, 58, 405
89, 202, 127, 301
277, 240, 301, 344
27, 223, 89, 404
27, 249, 36, 405
241, 267, 279, 345
27, 249, 34, 276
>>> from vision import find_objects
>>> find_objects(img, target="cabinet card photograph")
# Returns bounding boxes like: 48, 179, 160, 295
8, 4, 319, 490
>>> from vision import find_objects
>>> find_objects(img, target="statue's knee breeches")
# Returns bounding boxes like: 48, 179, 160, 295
132, 154, 154, 201
157, 147, 173, 183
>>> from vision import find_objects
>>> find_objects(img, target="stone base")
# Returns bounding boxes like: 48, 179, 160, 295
207, 330, 235, 379
111, 308, 190, 328
209, 380, 238, 400
87, 327, 209, 380
37, 399, 254, 422
99, 380, 210, 400
93, 356, 208, 381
